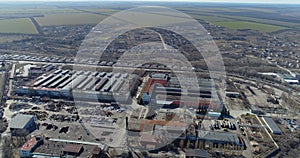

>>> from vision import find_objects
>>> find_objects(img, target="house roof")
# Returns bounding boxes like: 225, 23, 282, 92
20, 136, 41, 151
92, 146, 101, 155
63, 144, 83, 154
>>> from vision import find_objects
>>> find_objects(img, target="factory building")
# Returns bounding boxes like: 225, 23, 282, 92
225, 92, 241, 98
16, 70, 136, 103
10, 114, 37, 136
277, 73, 299, 85
138, 74, 223, 117
140, 74, 215, 103
262, 117, 282, 135
19, 136, 43, 158
63, 144, 84, 157
184, 149, 210, 158
197, 131, 245, 150
128, 118, 244, 152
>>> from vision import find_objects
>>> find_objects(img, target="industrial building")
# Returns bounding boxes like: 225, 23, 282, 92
63, 144, 84, 157
262, 117, 282, 135
19, 135, 43, 158
225, 92, 241, 98
140, 74, 215, 103
184, 149, 210, 158
198, 131, 245, 150
277, 73, 299, 85
138, 73, 223, 117
16, 69, 136, 103
10, 114, 37, 136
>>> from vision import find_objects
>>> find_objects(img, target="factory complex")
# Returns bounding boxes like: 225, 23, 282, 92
16, 69, 135, 103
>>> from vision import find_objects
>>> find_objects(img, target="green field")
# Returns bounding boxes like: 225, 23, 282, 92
0, 18, 38, 34
213, 21, 287, 32
178, 7, 299, 32
78, 8, 118, 15
0, 7, 78, 15
193, 15, 232, 22
0, 5, 297, 33
35, 13, 107, 26
208, 14, 298, 28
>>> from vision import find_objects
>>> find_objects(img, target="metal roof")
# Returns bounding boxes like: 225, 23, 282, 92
185, 149, 209, 157
10, 114, 35, 129
262, 117, 282, 134
198, 131, 240, 145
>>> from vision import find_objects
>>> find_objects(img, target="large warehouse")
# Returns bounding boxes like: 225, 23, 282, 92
16, 69, 137, 103
262, 116, 282, 135
138, 73, 223, 116
10, 114, 37, 136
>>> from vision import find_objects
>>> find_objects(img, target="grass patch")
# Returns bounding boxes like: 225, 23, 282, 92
35, 13, 107, 26
0, 18, 37, 34
213, 21, 287, 32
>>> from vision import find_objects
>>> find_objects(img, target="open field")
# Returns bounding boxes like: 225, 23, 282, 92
76, 8, 118, 16
0, 18, 37, 34
192, 15, 233, 22
35, 13, 107, 26
177, 6, 300, 32
213, 21, 287, 33
0, 4, 298, 33
207, 13, 299, 27
0, 7, 78, 15
191, 12, 299, 28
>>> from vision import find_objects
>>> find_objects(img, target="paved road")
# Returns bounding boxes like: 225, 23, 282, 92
156, 32, 168, 50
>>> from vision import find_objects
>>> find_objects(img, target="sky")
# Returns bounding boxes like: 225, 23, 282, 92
0, 0, 299, 4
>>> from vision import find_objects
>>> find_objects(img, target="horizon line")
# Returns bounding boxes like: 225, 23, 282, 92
0, 0, 300, 5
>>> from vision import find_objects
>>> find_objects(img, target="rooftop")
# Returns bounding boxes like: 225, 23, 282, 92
29, 69, 130, 93
185, 149, 210, 157
10, 114, 35, 129
262, 117, 282, 134
140, 134, 157, 144
20, 136, 41, 151
198, 131, 241, 145
63, 144, 83, 154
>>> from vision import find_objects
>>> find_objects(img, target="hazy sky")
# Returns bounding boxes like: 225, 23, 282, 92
0, 0, 299, 4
